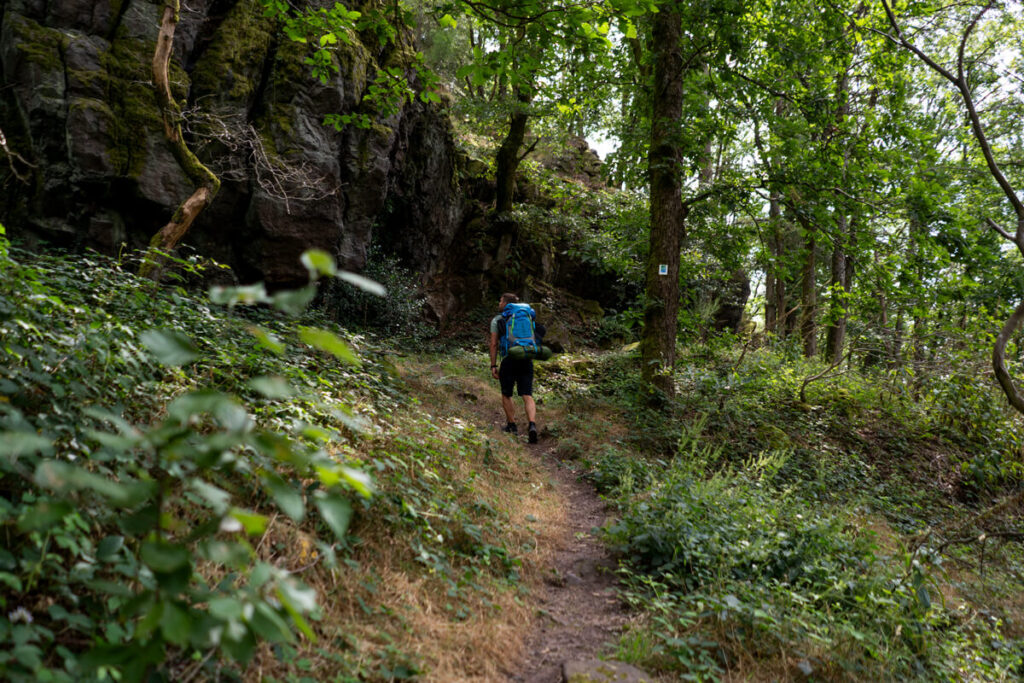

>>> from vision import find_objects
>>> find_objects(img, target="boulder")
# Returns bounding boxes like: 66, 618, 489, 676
562, 659, 654, 683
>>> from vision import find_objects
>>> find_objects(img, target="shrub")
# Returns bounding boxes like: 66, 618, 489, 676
0, 235, 376, 681
324, 246, 433, 339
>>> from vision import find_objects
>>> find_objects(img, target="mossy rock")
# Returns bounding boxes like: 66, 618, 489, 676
9, 14, 68, 73
190, 0, 275, 106
756, 423, 791, 449
101, 33, 164, 178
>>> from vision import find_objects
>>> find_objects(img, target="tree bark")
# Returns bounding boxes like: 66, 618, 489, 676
824, 212, 848, 364
800, 220, 817, 358
494, 89, 530, 215
765, 195, 783, 336
824, 70, 852, 364
140, 0, 220, 280
641, 4, 684, 397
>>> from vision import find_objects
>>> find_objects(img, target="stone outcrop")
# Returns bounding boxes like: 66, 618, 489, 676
0, 0, 625, 325
0, 0, 465, 290
562, 659, 653, 683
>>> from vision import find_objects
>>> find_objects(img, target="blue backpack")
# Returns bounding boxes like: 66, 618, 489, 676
500, 303, 539, 358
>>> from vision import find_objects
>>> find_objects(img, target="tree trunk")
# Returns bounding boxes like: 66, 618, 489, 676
800, 222, 817, 357
765, 193, 784, 336
641, 5, 684, 397
824, 212, 848, 364
140, 0, 220, 280
494, 89, 530, 215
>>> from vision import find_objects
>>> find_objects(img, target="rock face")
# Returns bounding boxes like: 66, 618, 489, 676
0, 0, 465, 291
0, 0, 626, 324
562, 659, 654, 683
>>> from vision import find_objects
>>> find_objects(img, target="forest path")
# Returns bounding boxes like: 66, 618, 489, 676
403, 357, 643, 681
493, 423, 634, 682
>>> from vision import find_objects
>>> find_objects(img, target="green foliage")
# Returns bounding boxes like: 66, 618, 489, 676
261, 0, 441, 131
537, 344, 1024, 681
605, 435, 1022, 679
324, 246, 433, 340
0, 236, 382, 680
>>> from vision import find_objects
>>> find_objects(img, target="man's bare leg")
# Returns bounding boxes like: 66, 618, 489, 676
523, 395, 536, 423
501, 394, 517, 423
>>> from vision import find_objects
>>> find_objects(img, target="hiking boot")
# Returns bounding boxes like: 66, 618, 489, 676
528, 422, 538, 444
503, 422, 518, 434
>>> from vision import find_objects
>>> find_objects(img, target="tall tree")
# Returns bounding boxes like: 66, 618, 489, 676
879, 0, 1024, 414
638, 0, 747, 396
640, 0, 685, 395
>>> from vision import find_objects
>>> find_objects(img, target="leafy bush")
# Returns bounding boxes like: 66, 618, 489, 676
0, 233, 378, 681
324, 246, 432, 339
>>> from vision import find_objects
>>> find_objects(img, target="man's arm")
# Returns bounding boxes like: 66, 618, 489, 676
489, 332, 500, 379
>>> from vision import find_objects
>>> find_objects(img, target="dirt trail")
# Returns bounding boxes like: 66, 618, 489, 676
502, 431, 632, 682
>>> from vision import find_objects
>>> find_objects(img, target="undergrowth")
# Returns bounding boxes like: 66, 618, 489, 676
0, 233, 542, 681
540, 344, 1024, 681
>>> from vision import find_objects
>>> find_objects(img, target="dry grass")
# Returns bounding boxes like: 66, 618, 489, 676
238, 353, 569, 681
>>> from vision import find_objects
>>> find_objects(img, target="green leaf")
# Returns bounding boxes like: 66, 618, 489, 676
168, 390, 250, 432
0, 571, 23, 592
141, 541, 191, 574
298, 327, 360, 365
85, 579, 134, 597
35, 462, 155, 508
439, 13, 457, 28
17, 500, 72, 532
191, 480, 231, 514
248, 376, 295, 399
264, 474, 305, 522
270, 285, 317, 316
301, 249, 337, 279
160, 601, 192, 646
0, 431, 53, 460
280, 578, 318, 612
249, 602, 294, 643
208, 597, 245, 621
228, 507, 268, 536
340, 465, 373, 498
319, 32, 338, 46
277, 586, 316, 641
247, 326, 286, 355
336, 271, 386, 296
97, 536, 125, 563
315, 493, 352, 539
209, 283, 270, 306
141, 329, 199, 366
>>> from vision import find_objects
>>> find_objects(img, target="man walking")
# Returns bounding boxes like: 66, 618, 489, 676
489, 293, 543, 443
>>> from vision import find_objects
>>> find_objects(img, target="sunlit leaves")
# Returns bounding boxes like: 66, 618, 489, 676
0, 241, 385, 677
299, 327, 360, 365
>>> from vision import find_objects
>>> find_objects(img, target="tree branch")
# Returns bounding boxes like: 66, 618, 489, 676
0, 125, 35, 184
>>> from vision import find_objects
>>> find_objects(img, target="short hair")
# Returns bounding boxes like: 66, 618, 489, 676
500, 292, 519, 306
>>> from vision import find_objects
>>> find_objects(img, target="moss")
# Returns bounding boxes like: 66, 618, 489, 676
10, 14, 68, 73
100, 32, 164, 178
190, 0, 275, 103
335, 35, 371, 92
66, 66, 110, 95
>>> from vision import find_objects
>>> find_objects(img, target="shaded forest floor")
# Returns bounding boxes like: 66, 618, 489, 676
398, 357, 635, 682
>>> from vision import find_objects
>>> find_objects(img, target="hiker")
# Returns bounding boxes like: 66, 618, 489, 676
489, 293, 545, 443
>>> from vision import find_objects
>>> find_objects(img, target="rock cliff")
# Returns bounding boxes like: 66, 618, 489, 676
0, 0, 462, 289
0, 0, 626, 327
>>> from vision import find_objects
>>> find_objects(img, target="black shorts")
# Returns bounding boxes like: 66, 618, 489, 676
499, 358, 533, 397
